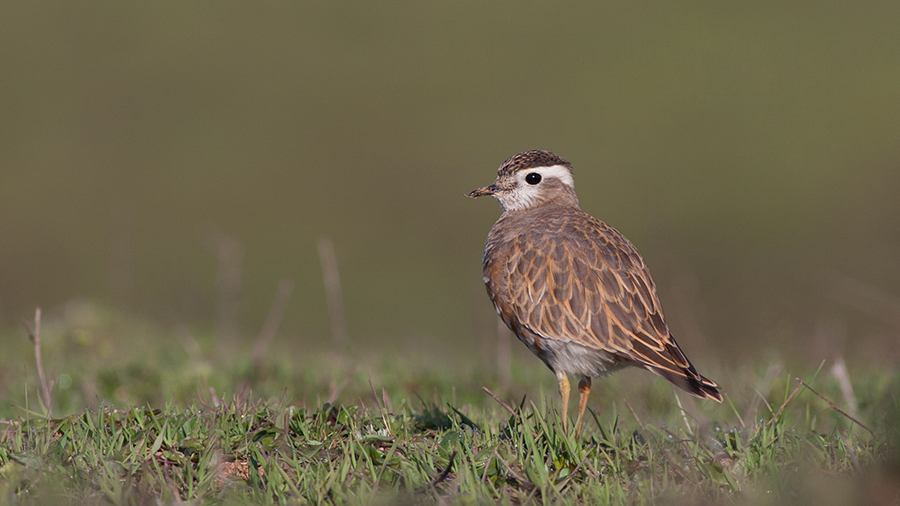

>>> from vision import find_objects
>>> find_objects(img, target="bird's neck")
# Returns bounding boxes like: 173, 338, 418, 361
503, 192, 580, 215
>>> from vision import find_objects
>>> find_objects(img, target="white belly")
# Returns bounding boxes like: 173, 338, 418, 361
518, 329, 632, 379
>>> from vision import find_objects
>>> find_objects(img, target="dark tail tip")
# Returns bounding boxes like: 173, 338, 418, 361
697, 375, 723, 402
658, 368, 723, 402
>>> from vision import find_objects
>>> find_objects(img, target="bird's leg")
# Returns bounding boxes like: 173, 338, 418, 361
557, 372, 570, 434
575, 377, 591, 438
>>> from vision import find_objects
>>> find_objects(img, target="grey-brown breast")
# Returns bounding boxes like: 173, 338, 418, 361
483, 203, 706, 384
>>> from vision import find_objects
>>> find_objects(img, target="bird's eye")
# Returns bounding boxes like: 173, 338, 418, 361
525, 172, 542, 185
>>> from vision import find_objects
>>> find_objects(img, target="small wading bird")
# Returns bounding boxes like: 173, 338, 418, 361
469, 150, 722, 436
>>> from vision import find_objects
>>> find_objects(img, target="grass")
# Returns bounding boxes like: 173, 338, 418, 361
1, 314, 898, 505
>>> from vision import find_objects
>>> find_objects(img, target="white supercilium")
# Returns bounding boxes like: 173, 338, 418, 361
498, 165, 575, 212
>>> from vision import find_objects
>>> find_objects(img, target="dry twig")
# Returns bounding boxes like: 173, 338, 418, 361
764, 381, 803, 429
623, 397, 645, 431
796, 378, 873, 435
494, 451, 533, 489
481, 386, 519, 420
415, 451, 457, 494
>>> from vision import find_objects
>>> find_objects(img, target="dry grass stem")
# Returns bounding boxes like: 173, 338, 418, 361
317, 237, 348, 350
415, 450, 457, 494
21, 308, 52, 416
829, 356, 859, 418
253, 278, 295, 368
207, 232, 243, 353
796, 377, 873, 434
765, 381, 803, 429
673, 389, 693, 437
623, 397, 645, 431
481, 386, 519, 420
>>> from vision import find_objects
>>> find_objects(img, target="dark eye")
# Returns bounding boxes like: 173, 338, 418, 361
525, 172, 542, 185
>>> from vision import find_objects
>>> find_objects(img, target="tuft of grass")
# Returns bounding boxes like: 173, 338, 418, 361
1, 370, 898, 505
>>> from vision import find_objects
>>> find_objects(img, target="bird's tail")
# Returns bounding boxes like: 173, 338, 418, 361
657, 367, 723, 402
633, 331, 723, 402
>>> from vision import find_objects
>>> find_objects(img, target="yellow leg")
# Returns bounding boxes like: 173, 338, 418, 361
557, 373, 570, 434
575, 378, 591, 438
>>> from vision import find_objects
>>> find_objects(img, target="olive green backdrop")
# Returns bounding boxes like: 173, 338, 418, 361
2, 2, 898, 365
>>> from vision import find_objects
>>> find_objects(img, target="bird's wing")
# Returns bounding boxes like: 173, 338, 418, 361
500, 213, 714, 388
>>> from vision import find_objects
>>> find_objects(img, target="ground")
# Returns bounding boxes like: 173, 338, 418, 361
0, 316, 898, 505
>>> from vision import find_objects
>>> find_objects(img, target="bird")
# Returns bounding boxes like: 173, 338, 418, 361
468, 150, 722, 436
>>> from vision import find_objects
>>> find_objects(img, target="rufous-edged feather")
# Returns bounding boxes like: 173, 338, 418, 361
475, 150, 722, 404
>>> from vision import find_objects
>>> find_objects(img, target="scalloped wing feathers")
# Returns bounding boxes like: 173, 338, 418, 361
484, 206, 722, 402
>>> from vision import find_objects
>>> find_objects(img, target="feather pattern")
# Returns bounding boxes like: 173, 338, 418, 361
475, 150, 722, 402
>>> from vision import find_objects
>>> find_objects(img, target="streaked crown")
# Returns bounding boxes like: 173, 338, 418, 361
468, 150, 578, 212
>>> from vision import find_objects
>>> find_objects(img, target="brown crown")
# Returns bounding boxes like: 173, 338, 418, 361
497, 150, 572, 177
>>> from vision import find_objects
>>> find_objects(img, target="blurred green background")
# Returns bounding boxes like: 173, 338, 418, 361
1, 2, 899, 371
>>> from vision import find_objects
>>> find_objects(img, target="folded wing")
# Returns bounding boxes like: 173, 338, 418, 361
501, 213, 722, 401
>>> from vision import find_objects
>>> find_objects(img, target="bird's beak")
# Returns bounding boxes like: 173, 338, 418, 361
467, 184, 500, 198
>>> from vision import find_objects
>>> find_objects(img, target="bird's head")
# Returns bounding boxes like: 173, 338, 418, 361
468, 150, 578, 212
